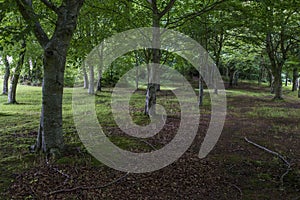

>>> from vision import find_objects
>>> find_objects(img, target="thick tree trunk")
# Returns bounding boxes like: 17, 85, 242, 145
2, 55, 10, 95
8, 40, 26, 104
25, 0, 85, 154
292, 68, 298, 91
36, 42, 66, 153
83, 63, 89, 89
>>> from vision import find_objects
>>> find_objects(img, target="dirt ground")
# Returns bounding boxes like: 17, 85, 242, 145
4, 83, 300, 199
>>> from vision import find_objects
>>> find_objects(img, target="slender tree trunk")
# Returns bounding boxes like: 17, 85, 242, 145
8, 40, 26, 104
198, 76, 204, 106
145, 7, 160, 115
96, 44, 104, 92
233, 71, 239, 86
2, 55, 10, 95
285, 72, 288, 86
298, 80, 300, 98
83, 63, 89, 89
292, 68, 298, 91
229, 68, 235, 87
96, 69, 102, 92
88, 65, 95, 95
135, 52, 139, 90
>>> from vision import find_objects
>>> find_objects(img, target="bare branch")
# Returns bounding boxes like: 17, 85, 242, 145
244, 137, 291, 186
40, 0, 59, 13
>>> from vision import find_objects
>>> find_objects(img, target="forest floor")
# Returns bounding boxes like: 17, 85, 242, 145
0, 81, 299, 199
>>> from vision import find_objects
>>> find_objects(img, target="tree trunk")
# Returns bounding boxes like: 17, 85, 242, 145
36, 41, 66, 153
298, 80, 300, 98
292, 68, 298, 91
135, 52, 139, 90
96, 68, 102, 92
23, 0, 85, 154
145, 4, 160, 115
229, 68, 235, 87
285, 72, 288, 86
233, 71, 239, 86
2, 55, 10, 95
88, 65, 95, 95
83, 63, 89, 89
8, 40, 26, 104
198, 76, 204, 106
272, 68, 283, 100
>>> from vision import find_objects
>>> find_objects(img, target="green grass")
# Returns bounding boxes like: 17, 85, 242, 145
1, 78, 300, 198
246, 106, 300, 118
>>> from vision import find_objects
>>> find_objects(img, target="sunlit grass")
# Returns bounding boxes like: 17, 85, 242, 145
246, 106, 300, 119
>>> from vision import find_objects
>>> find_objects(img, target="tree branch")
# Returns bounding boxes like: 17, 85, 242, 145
159, 0, 176, 19
244, 137, 291, 186
166, 0, 225, 28
16, 0, 49, 48
40, 0, 59, 14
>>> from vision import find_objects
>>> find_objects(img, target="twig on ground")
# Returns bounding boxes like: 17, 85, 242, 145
225, 181, 243, 199
140, 139, 157, 150
52, 167, 71, 184
244, 137, 291, 186
46, 172, 130, 196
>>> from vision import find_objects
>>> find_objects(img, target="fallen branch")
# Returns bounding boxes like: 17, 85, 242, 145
46, 172, 130, 196
244, 137, 291, 185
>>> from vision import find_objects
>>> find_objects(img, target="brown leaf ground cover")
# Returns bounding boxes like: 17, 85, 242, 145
2, 82, 300, 199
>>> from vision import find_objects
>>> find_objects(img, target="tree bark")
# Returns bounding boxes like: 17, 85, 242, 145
88, 65, 95, 95
83, 63, 89, 89
198, 76, 204, 106
298, 80, 300, 98
272, 68, 283, 100
233, 71, 239, 86
229, 68, 235, 87
8, 40, 26, 104
17, 0, 85, 154
2, 55, 10, 95
292, 68, 298, 91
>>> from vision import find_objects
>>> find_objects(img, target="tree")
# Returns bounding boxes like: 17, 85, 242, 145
16, 0, 84, 154
8, 39, 26, 104
243, 0, 300, 99
2, 54, 10, 95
